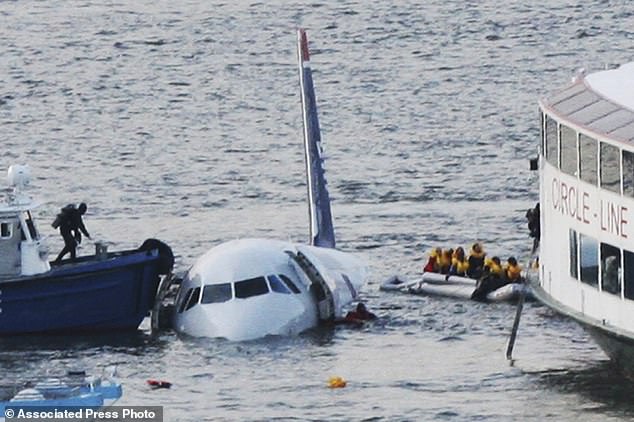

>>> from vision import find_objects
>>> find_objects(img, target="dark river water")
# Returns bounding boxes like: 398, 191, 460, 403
2, 1, 634, 421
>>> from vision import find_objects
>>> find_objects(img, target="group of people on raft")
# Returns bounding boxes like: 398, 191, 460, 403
423, 242, 523, 301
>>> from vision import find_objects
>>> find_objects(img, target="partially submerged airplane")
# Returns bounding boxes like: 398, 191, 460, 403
172, 29, 367, 341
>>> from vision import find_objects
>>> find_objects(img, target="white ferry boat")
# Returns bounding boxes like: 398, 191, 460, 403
532, 62, 634, 373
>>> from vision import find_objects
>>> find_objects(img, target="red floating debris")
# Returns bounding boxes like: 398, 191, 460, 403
147, 379, 172, 389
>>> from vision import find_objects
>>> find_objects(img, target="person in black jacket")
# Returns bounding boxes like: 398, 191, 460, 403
526, 203, 540, 252
53, 203, 91, 263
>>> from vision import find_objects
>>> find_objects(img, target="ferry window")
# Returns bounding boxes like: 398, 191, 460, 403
624, 250, 634, 300
579, 134, 598, 185
569, 229, 578, 279
184, 287, 201, 311
1, 222, 11, 239
279, 274, 301, 294
600, 142, 621, 193
545, 115, 558, 166
600, 243, 621, 296
560, 125, 577, 176
623, 150, 634, 198
201, 283, 232, 304
268, 275, 291, 294
234, 277, 269, 299
579, 234, 598, 287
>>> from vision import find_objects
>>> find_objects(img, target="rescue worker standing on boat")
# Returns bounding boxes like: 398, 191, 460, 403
53, 203, 91, 263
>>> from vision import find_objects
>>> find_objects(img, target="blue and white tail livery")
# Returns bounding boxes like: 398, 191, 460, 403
298, 28, 335, 249
172, 29, 367, 341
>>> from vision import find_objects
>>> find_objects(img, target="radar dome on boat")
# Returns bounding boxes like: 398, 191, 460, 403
7, 164, 31, 189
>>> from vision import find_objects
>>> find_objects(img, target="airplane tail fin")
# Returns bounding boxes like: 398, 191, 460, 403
297, 28, 336, 249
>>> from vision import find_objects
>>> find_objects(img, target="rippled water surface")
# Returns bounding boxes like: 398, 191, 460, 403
2, 1, 634, 421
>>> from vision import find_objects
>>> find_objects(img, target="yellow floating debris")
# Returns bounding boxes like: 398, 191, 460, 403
328, 376, 347, 389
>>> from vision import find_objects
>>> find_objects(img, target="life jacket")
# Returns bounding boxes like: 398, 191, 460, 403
506, 263, 522, 281
469, 248, 485, 260
452, 257, 469, 275
468, 245, 485, 267
439, 251, 452, 271
484, 258, 503, 276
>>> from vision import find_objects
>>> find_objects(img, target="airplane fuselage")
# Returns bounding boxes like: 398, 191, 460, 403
172, 238, 365, 341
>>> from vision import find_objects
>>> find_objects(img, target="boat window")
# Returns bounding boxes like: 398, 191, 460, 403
600, 243, 621, 296
579, 134, 598, 186
279, 274, 301, 294
569, 229, 578, 279
579, 234, 598, 287
201, 283, 233, 304
234, 277, 269, 299
545, 115, 558, 166
623, 150, 634, 198
600, 142, 621, 193
560, 125, 577, 176
623, 250, 634, 300
0, 222, 11, 239
268, 275, 291, 294
22, 211, 38, 240
177, 288, 194, 314
185, 287, 201, 311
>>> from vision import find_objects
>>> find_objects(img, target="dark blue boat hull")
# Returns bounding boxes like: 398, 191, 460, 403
0, 247, 168, 335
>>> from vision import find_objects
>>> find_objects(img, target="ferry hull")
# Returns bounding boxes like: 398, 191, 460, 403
584, 325, 634, 375
0, 246, 171, 335
531, 279, 634, 374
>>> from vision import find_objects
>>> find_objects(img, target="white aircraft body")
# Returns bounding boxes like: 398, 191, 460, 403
172, 29, 367, 341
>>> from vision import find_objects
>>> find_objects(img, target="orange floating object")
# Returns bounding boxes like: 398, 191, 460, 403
327, 376, 347, 388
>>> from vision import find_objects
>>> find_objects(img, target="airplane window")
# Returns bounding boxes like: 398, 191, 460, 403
178, 288, 193, 314
279, 274, 301, 294
235, 277, 269, 299
201, 283, 233, 304
268, 275, 291, 294
185, 287, 201, 311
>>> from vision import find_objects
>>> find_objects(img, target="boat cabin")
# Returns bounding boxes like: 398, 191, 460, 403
0, 165, 50, 279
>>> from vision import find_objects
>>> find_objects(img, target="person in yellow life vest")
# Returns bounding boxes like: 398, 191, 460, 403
505, 257, 522, 282
483, 256, 504, 278
450, 247, 469, 276
471, 256, 507, 302
439, 248, 453, 274
423, 247, 442, 273
467, 242, 486, 278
